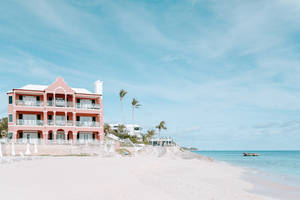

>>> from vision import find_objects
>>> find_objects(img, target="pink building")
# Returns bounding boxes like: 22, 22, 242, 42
7, 77, 104, 143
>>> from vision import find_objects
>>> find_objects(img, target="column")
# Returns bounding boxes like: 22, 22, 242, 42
53, 93, 56, 107
65, 112, 67, 126
13, 91, 16, 105
13, 132, 17, 142
54, 111, 56, 126
73, 132, 77, 143
73, 112, 76, 127
65, 94, 67, 107
64, 132, 68, 142
44, 92, 47, 106
53, 131, 57, 141
73, 95, 75, 107
43, 131, 48, 144
43, 111, 47, 126
13, 110, 16, 125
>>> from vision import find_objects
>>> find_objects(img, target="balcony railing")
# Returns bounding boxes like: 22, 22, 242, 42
55, 120, 66, 126
47, 120, 54, 126
76, 103, 100, 110
55, 99, 65, 107
47, 100, 74, 108
15, 100, 43, 107
17, 119, 44, 126
67, 120, 74, 126
47, 100, 53, 106
76, 121, 100, 127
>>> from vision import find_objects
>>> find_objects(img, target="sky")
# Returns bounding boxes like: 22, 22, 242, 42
0, 0, 300, 150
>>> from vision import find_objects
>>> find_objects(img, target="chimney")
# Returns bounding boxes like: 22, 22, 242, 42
94, 80, 103, 94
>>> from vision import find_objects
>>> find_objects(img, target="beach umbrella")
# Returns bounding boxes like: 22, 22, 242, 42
0, 143, 2, 159
34, 142, 38, 153
25, 143, 31, 155
11, 142, 16, 156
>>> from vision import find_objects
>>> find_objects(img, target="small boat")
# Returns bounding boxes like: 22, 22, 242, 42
243, 152, 259, 156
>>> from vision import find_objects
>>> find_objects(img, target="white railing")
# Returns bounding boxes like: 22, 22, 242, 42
55, 99, 65, 107
15, 100, 43, 107
76, 121, 100, 127
55, 120, 66, 126
67, 120, 74, 126
47, 120, 54, 126
76, 103, 100, 110
17, 119, 44, 126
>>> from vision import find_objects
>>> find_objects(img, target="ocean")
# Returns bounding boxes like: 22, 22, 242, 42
193, 151, 300, 186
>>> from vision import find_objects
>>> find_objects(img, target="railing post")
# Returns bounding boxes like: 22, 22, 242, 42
54, 93, 56, 107
54, 111, 56, 126
73, 112, 76, 127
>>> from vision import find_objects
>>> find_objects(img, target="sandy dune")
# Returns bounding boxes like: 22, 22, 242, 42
0, 147, 277, 200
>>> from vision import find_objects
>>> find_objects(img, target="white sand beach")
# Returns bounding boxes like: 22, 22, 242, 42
0, 147, 277, 200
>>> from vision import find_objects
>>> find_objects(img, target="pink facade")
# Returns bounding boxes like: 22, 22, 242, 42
7, 77, 104, 143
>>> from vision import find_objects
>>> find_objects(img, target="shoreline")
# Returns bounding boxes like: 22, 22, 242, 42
0, 146, 278, 200
192, 151, 300, 200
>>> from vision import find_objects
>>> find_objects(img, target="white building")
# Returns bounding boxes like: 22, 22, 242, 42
109, 123, 143, 138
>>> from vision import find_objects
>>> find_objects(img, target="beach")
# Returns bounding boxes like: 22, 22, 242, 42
0, 147, 278, 200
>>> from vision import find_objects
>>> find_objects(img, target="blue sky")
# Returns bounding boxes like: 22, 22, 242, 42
1, 0, 300, 150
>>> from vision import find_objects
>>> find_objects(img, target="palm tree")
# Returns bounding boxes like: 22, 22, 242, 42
156, 121, 167, 146
104, 123, 112, 136
143, 129, 155, 144
131, 98, 141, 123
146, 129, 155, 139
119, 89, 127, 123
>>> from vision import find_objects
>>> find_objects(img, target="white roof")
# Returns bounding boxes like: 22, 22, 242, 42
72, 88, 92, 94
20, 84, 47, 91
17, 84, 93, 94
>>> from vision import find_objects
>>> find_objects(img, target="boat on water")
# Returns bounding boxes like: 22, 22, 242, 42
243, 152, 259, 156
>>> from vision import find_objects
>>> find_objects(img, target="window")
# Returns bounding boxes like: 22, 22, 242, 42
9, 96, 12, 104
8, 132, 13, 139
19, 95, 23, 100
9, 114, 13, 122
19, 114, 23, 120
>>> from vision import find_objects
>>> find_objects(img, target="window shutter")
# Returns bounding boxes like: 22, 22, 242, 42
19, 132, 23, 139
36, 96, 40, 101
37, 114, 41, 120
9, 96, 13, 104
19, 114, 23, 120
92, 117, 96, 121
77, 99, 80, 103
9, 114, 13, 122
76, 116, 80, 121
92, 100, 95, 104
19, 95, 23, 100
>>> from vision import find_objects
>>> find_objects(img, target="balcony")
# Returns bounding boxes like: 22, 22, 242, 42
17, 119, 44, 126
47, 120, 54, 126
15, 100, 43, 107
67, 120, 74, 126
76, 121, 100, 127
47, 100, 74, 108
55, 120, 66, 126
76, 103, 100, 110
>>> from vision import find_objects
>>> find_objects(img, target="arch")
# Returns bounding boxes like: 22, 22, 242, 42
48, 130, 53, 140
67, 131, 73, 140
56, 129, 65, 141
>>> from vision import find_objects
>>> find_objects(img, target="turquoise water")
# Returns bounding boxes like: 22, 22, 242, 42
193, 151, 300, 185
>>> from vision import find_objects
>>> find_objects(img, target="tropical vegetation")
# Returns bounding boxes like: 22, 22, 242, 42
156, 121, 167, 146
0, 117, 8, 138
131, 98, 141, 123
119, 89, 127, 123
